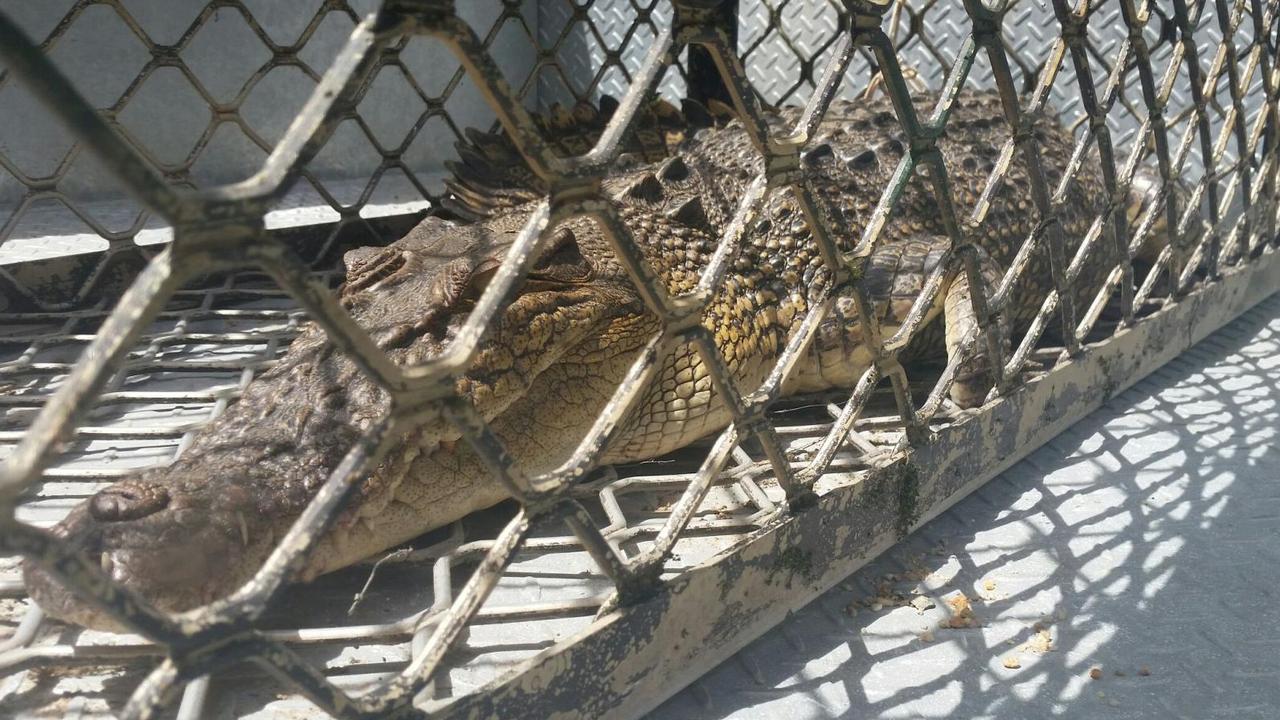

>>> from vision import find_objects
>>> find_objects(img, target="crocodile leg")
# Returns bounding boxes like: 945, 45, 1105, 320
944, 244, 1008, 407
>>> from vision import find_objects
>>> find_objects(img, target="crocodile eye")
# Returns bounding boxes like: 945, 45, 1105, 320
89, 482, 170, 522
529, 228, 592, 284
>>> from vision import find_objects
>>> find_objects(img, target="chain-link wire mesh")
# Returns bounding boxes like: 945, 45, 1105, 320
0, 0, 1277, 717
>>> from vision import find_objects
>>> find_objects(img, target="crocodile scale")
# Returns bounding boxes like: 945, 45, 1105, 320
26, 90, 1140, 630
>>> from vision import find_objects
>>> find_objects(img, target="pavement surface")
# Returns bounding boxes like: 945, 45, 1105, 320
651, 292, 1280, 720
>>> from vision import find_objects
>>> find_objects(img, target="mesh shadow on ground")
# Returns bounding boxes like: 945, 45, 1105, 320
652, 293, 1280, 720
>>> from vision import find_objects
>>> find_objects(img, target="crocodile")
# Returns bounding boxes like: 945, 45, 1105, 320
24, 89, 1163, 631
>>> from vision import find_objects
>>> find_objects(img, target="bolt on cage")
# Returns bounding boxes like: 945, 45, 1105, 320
0, 0, 1277, 718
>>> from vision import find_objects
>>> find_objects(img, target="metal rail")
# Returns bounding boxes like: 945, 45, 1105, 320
0, 0, 1277, 718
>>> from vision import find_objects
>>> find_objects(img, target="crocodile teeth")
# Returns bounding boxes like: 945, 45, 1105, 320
622, 173, 663, 202
667, 196, 710, 229
658, 156, 691, 181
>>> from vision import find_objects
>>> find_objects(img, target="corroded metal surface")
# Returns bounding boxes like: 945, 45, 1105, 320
0, 0, 1277, 719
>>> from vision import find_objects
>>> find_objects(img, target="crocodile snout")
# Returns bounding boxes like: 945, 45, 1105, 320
24, 479, 263, 631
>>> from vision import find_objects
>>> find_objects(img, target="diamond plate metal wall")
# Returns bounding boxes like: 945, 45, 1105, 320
737, 0, 1271, 200
536, 0, 689, 106
0, 0, 543, 310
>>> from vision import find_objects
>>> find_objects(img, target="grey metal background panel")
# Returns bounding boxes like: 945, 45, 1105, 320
651, 290, 1280, 720
0, 0, 536, 202
0, 0, 537, 264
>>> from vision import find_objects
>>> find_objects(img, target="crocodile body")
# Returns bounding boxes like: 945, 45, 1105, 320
26, 90, 1139, 630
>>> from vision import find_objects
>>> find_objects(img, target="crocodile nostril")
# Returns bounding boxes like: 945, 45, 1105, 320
89, 482, 170, 522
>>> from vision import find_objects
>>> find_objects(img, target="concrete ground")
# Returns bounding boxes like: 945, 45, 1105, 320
652, 292, 1280, 720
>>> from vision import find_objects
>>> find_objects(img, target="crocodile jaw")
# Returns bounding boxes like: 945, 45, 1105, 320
24, 498, 274, 632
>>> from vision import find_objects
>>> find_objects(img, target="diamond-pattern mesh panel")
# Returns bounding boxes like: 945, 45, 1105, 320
0, 1, 1276, 718
739, 0, 1272, 183
0, 0, 685, 309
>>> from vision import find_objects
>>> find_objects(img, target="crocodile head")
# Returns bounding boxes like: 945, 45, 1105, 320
23, 212, 651, 631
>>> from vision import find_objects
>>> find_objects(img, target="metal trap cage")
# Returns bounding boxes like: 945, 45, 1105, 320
0, 0, 1277, 718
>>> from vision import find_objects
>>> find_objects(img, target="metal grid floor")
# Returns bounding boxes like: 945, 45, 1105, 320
652, 292, 1280, 720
